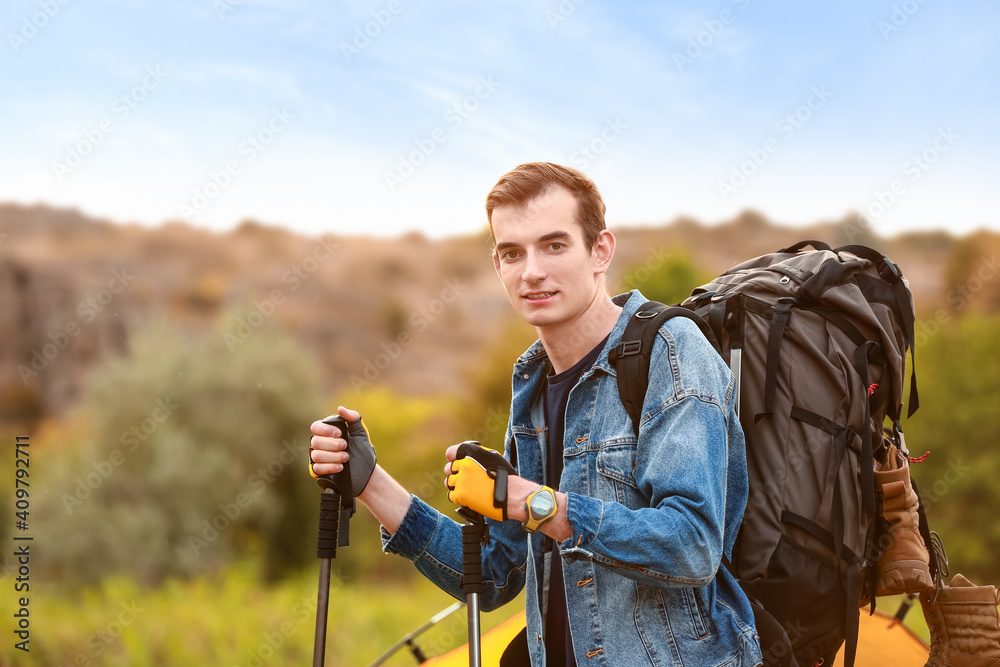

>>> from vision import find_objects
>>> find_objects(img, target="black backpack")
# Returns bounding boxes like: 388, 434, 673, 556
610, 241, 941, 667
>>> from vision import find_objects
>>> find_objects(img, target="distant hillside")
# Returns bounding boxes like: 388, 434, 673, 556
1, 203, 996, 425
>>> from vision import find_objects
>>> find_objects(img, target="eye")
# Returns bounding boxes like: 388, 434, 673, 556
548, 242, 566, 251
500, 249, 520, 261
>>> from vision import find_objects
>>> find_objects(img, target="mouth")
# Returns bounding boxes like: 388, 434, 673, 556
523, 291, 556, 302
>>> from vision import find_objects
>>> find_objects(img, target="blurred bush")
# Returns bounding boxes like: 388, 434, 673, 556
33, 313, 324, 585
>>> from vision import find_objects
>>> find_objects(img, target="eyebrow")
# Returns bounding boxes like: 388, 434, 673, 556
495, 230, 572, 253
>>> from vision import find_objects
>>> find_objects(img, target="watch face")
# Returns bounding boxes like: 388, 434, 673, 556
530, 491, 555, 517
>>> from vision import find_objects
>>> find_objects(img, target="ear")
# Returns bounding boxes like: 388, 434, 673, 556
591, 229, 616, 275
492, 251, 502, 278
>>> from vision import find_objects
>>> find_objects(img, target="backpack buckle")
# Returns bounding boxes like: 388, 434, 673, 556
691, 291, 717, 303
610, 340, 642, 363
880, 258, 901, 283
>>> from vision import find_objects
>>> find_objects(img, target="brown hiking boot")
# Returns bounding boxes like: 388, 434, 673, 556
921, 573, 1000, 666
874, 442, 934, 595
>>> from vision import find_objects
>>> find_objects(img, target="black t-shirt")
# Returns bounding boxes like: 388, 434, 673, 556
542, 336, 608, 667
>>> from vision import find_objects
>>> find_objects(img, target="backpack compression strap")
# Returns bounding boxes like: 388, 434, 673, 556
609, 301, 721, 436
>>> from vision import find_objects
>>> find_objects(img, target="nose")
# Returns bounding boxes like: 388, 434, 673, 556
522, 249, 547, 283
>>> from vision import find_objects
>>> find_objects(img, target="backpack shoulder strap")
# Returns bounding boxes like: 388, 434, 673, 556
609, 301, 720, 436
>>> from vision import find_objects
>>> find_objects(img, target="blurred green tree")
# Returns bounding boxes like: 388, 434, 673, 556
34, 313, 324, 585
616, 248, 713, 305
941, 232, 1000, 315
905, 312, 1000, 587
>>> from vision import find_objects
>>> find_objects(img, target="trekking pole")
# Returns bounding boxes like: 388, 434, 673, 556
456, 505, 487, 667
368, 601, 465, 666
312, 416, 357, 667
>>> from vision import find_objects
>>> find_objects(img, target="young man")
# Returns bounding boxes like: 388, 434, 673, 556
309, 163, 762, 666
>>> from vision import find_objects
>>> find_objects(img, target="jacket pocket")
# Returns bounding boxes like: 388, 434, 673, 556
595, 441, 640, 507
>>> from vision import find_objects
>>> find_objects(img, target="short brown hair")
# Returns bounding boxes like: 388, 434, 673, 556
485, 162, 606, 250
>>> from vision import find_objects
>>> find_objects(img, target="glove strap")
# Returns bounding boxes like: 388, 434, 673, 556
494, 468, 509, 521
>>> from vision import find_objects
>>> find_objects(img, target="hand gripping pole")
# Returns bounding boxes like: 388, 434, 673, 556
312, 415, 356, 667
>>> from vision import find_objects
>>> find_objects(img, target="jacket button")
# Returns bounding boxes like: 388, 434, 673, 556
523, 373, 530, 380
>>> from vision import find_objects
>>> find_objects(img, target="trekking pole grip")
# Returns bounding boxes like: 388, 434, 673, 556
461, 519, 485, 595
317, 489, 340, 559
458, 511, 485, 667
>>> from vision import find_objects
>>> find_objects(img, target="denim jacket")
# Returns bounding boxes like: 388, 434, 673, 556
383, 291, 762, 666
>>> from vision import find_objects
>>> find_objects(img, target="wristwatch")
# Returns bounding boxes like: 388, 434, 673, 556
523, 485, 558, 533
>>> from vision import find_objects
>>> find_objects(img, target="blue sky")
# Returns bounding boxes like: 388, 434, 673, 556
1, 0, 997, 238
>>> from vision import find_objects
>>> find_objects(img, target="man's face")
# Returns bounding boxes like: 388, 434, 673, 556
491, 186, 608, 331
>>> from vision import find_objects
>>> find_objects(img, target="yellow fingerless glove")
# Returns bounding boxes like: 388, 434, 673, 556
446, 442, 516, 521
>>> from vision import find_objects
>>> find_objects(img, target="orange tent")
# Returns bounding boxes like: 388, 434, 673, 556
421, 610, 526, 667
832, 609, 929, 667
